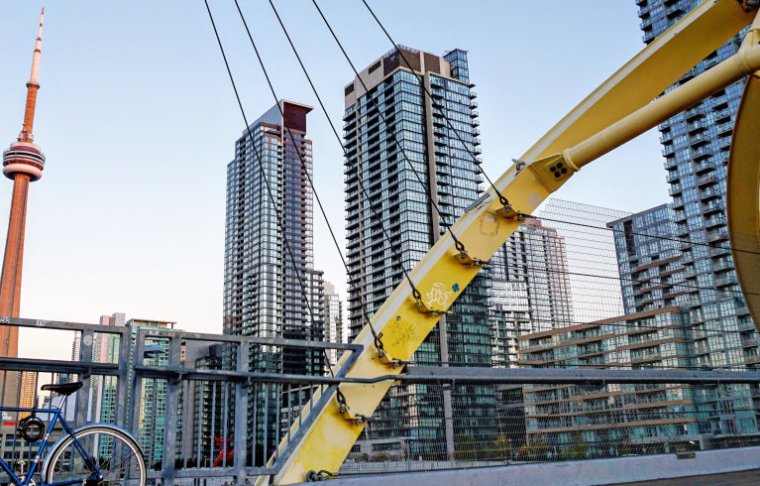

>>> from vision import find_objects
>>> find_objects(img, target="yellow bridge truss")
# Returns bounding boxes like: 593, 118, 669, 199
266, 1, 760, 482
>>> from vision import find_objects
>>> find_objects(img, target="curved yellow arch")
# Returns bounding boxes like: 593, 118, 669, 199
728, 71, 760, 331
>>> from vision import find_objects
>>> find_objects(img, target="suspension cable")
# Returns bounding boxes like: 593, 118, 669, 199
203, 0, 322, 358
310, 0, 480, 272
229, 0, 384, 370
359, 0, 518, 214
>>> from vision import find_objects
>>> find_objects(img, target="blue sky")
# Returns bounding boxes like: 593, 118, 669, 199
0, 1, 669, 352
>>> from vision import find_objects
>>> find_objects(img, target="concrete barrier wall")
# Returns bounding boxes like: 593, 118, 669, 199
299, 446, 760, 486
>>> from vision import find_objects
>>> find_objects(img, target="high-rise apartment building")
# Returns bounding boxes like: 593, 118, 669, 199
224, 101, 327, 462
90, 313, 126, 429
518, 307, 701, 456
608, 205, 688, 315
224, 100, 325, 374
343, 46, 493, 458
636, 0, 760, 435
490, 218, 573, 368
323, 282, 343, 366
637, 0, 753, 367
125, 318, 179, 469
187, 344, 224, 467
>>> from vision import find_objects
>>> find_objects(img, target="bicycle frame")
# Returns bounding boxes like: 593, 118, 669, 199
0, 406, 102, 486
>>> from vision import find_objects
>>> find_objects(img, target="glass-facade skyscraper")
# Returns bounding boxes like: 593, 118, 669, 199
608, 204, 685, 315
635, 0, 760, 434
224, 100, 325, 374
343, 47, 494, 457
490, 218, 574, 368
323, 281, 343, 367
224, 101, 327, 461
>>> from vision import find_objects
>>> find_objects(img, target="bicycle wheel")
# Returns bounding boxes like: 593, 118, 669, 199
44, 425, 146, 486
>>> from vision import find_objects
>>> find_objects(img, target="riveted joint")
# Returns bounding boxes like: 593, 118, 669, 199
413, 297, 450, 316
527, 153, 575, 192
454, 249, 487, 267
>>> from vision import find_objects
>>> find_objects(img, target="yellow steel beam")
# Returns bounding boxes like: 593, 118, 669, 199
268, 2, 759, 483
525, 0, 755, 161
727, 20, 760, 331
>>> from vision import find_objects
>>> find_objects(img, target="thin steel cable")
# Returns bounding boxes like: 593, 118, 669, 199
310, 0, 475, 263
359, 0, 519, 213
257, 0, 753, 355
266, 0, 418, 346
303, 1, 758, 312
531, 213, 760, 258
359, 0, 760, 261
231, 0, 382, 359
203, 0, 320, 348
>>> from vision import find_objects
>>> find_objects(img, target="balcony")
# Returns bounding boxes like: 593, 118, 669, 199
687, 119, 707, 134
685, 107, 705, 121
707, 230, 729, 243
705, 215, 727, 229
740, 322, 757, 332
702, 201, 725, 215
716, 274, 737, 287
694, 160, 714, 175
697, 177, 717, 187
717, 122, 733, 137
742, 339, 758, 349
691, 146, 713, 160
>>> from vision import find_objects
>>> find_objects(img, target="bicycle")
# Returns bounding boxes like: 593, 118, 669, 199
1, 381, 147, 486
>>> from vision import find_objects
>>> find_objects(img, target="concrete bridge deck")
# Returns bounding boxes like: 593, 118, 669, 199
618, 469, 760, 485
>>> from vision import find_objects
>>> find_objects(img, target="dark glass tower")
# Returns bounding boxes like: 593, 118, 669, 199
224, 100, 325, 372
343, 47, 494, 458
224, 101, 326, 461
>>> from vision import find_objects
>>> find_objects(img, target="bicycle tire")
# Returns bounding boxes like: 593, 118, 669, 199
43, 425, 146, 486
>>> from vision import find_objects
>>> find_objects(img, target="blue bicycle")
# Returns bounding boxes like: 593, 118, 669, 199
2, 381, 146, 486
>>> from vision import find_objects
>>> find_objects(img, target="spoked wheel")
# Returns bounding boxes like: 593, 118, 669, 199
44, 426, 146, 486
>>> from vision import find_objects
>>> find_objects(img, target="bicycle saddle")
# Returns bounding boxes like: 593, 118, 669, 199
41, 381, 83, 396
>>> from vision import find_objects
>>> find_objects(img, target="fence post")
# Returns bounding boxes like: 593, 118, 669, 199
234, 341, 249, 484
162, 333, 182, 486
114, 326, 131, 428
129, 329, 144, 456
74, 329, 94, 427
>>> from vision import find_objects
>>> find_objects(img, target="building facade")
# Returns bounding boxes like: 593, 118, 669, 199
224, 100, 325, 374
518, 308, 701, 456
637, 0, 754, 370
224, 101, 327, 462
490, 218, 574, 368
323, 282, 343, 366
636, 0, 760, 434
608, 205, 687, 315
343, 46, 495, 458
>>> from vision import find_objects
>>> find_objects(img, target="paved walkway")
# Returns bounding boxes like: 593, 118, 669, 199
615, 468, 760, 485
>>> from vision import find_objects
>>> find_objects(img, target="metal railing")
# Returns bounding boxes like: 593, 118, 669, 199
0, 317, 363, 485
2, 317, 760, 484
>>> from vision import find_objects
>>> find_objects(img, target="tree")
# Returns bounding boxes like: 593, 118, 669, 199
483, 434, 511, 460
454, 434, 479, 461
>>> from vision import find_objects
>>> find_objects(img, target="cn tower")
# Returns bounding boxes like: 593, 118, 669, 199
0, 8, 46, 358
